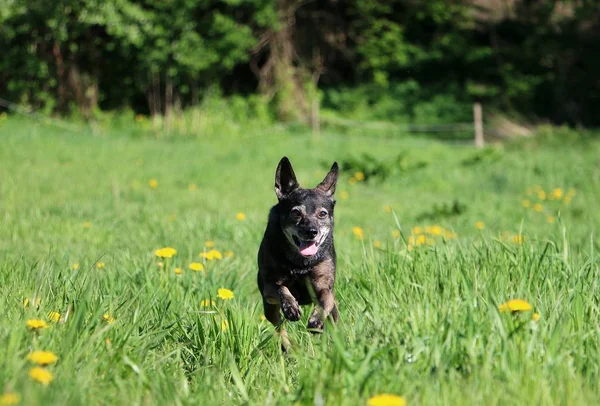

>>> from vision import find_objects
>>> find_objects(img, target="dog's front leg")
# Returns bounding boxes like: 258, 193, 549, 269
278, 285, 302, 321
307, 284, 337, 331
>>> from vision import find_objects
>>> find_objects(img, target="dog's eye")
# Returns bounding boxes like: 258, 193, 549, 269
291, 208, 302, 219
318, 209, 328, 219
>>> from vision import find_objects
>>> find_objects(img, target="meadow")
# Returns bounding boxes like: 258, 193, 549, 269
0, 115, 599, 405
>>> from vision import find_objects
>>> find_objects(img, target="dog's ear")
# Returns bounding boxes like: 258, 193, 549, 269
275, 157, 299, 200
316, 162, 338, 197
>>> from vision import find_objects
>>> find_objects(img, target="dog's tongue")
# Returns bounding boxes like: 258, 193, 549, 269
299, 241, 318, 256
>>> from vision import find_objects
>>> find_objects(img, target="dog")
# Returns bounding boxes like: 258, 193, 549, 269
257, 157, 339, 349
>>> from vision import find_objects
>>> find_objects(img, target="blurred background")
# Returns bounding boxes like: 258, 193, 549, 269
1, 0, 599, 134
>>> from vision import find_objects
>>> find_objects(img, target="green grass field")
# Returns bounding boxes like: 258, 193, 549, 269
1, 116, 599, 405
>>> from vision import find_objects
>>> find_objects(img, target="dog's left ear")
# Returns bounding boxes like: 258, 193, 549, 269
275, 157, 299, 200
316, 162, 338, 197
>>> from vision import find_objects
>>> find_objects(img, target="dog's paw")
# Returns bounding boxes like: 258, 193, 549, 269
307, 315, 324, 332
281, 299, 302, 321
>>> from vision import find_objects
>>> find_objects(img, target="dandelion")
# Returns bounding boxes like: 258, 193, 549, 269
155, 247, 177, 258
537, 190, 546, 200
189, 262, 204, 272
546, 216, 555, 224
533, 203, 543, 212
149, 179, 158, 189
339, 191, 349, 200
426, 225, 443, 236
205, 241, 215, 248
348, 177, 357, 185
532, 312, 541, 321
23, 298, 41, 309
71, 263, 80, 270
27, 319, 49, 330
157, 261, 164, 268
29, 367, 53, 385
83, 221, 92, 229
48, 312, 60, 323
224, 251, 234, 258
27, 351, 58, 366
0, 392, 21, 406
200, 299, 216, 307
200, 249, 223, 260
367, 394, 407, 406
512, 234, 525, 244
221, 320, 229, 331
383, 205, 393, 213
105, 338, 111, 345
411, 226, 423, 235
499, 299, 532, 313
522, 199, 531, 208
475, 221, 485, 230
373, 240, 382, 248
174, 267, 182, 275
354, 171, 365, 181
217, 288, 234, 300
549, 188, 563, 200
103, 314, 115, 324
352, 227, 364, 240
391, 230, 401, 239
236, 212, 246, 221
96, 262, 105, 269
188, 183, 197, 191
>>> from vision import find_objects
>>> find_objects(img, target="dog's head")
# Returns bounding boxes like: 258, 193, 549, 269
274, 157, 338, 258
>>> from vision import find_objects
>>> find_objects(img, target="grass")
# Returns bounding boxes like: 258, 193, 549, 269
0, 115, 599, 405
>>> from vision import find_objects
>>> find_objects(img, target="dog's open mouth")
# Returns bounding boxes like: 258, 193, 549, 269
292, 235, 321, 257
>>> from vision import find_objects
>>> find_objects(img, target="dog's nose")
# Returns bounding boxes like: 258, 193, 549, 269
309, 228, 318, 238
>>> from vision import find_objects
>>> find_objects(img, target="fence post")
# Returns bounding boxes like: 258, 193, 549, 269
473, 102, 484, 148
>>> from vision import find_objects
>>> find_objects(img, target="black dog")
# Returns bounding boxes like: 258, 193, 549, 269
257, 157, 339, 348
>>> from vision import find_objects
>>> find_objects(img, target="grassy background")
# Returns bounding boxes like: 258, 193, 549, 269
1, 116, 599, 405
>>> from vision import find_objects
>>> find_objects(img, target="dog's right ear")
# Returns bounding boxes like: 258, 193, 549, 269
275, 157, 299, 200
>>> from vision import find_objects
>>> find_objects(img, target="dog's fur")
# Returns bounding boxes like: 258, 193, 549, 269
257, 157, 339, 348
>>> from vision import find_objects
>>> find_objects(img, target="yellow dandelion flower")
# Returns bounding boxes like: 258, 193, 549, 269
339, 191, 349, 200
48, 312, 60, 323
157, 261, 164, 268
499, 299, 532, 313
29, 367, 53, 385
512, 234, 525, 244
149, 179, 158, 189
71, 263, 80, 270
550, 188, 563, 200
154, 247, 177, 258
415, 235, 427, 245
428, 225, 443, 236
105, 338, 111, 345
236, 212, 246, 221
391, 230, 401, 239
532, 312, 541, 321
204, 241, 215, 248
83, 221, 92, 229
188, 183, 198, 191
217, 288, 234, 300
27, 319, 49, 330
367, 394, 407, 406
200, 299, 216, 307
0, 392, 21, 406
221, 320, 229, 331
475, 221, 485, 230
533, 203, 543, 212
224, 251, 234, 258
27, 351, 58, 366
96, 262, 105, 269
522, 199, 531, 208
352, 227, 364, 240
564, 196, 572, 204
103, 314, 115, 324
407, 244, 413, 252
174, 267, 182, 275
384, 205, 393, 213
348, 177, 357, 185
189, 262, 204, 272
546, 216, 555, 224
200, 249, 223, 260
412, 226, 423, 235
354, 171, 365, 181
537, 190, 546, 200
373, 240, 382, 248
